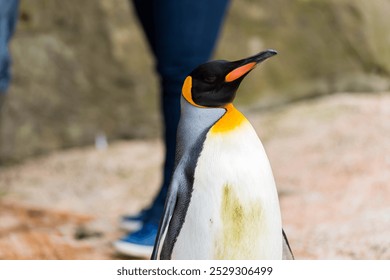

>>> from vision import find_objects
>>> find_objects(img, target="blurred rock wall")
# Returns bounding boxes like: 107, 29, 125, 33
219, 0, 390, 104
1, 0, 389, 162
1, 0, 159, 162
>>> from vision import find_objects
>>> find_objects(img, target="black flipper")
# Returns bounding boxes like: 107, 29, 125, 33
151, 179, 179, 260
282, 229, 294, 260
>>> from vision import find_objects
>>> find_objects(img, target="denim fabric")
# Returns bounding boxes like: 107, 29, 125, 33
132, 0, 230, 223
0, 0, 19, 93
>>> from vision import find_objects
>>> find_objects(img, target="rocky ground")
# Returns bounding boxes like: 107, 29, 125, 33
0, 92, 389, 260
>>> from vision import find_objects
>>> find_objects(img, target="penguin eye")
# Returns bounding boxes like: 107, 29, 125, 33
203, 75, 217, 84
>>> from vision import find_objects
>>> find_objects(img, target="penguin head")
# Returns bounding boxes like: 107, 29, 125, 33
182, 49, 277, 108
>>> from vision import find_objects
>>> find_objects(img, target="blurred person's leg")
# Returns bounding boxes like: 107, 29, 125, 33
115, 0, 230, 258
0, 0, 19, 110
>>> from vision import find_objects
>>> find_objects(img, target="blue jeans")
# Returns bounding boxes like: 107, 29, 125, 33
0, 0, 19, 94
132, 0, 230, 222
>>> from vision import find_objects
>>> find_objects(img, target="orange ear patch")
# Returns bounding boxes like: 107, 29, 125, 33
182, 76, 208, 108
182, 76, 197, 106
225, 62, 256, 82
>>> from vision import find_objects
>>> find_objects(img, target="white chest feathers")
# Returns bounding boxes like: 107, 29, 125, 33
171, 120, 283, 259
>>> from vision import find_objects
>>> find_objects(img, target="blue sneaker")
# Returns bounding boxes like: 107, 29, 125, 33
113, 222, 158, 258
119, 209, 151, 232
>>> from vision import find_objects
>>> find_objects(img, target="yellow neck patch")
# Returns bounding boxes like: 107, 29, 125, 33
211, 104, 246, 134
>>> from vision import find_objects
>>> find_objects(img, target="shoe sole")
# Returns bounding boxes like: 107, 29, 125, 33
119, 220, 143, 232
113, 240, 153, 259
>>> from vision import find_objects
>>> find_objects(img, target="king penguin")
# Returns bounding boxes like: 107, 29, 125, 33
151, 50, 293, 260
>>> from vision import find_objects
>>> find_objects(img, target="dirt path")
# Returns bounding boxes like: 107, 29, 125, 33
1, 92, 389, 259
